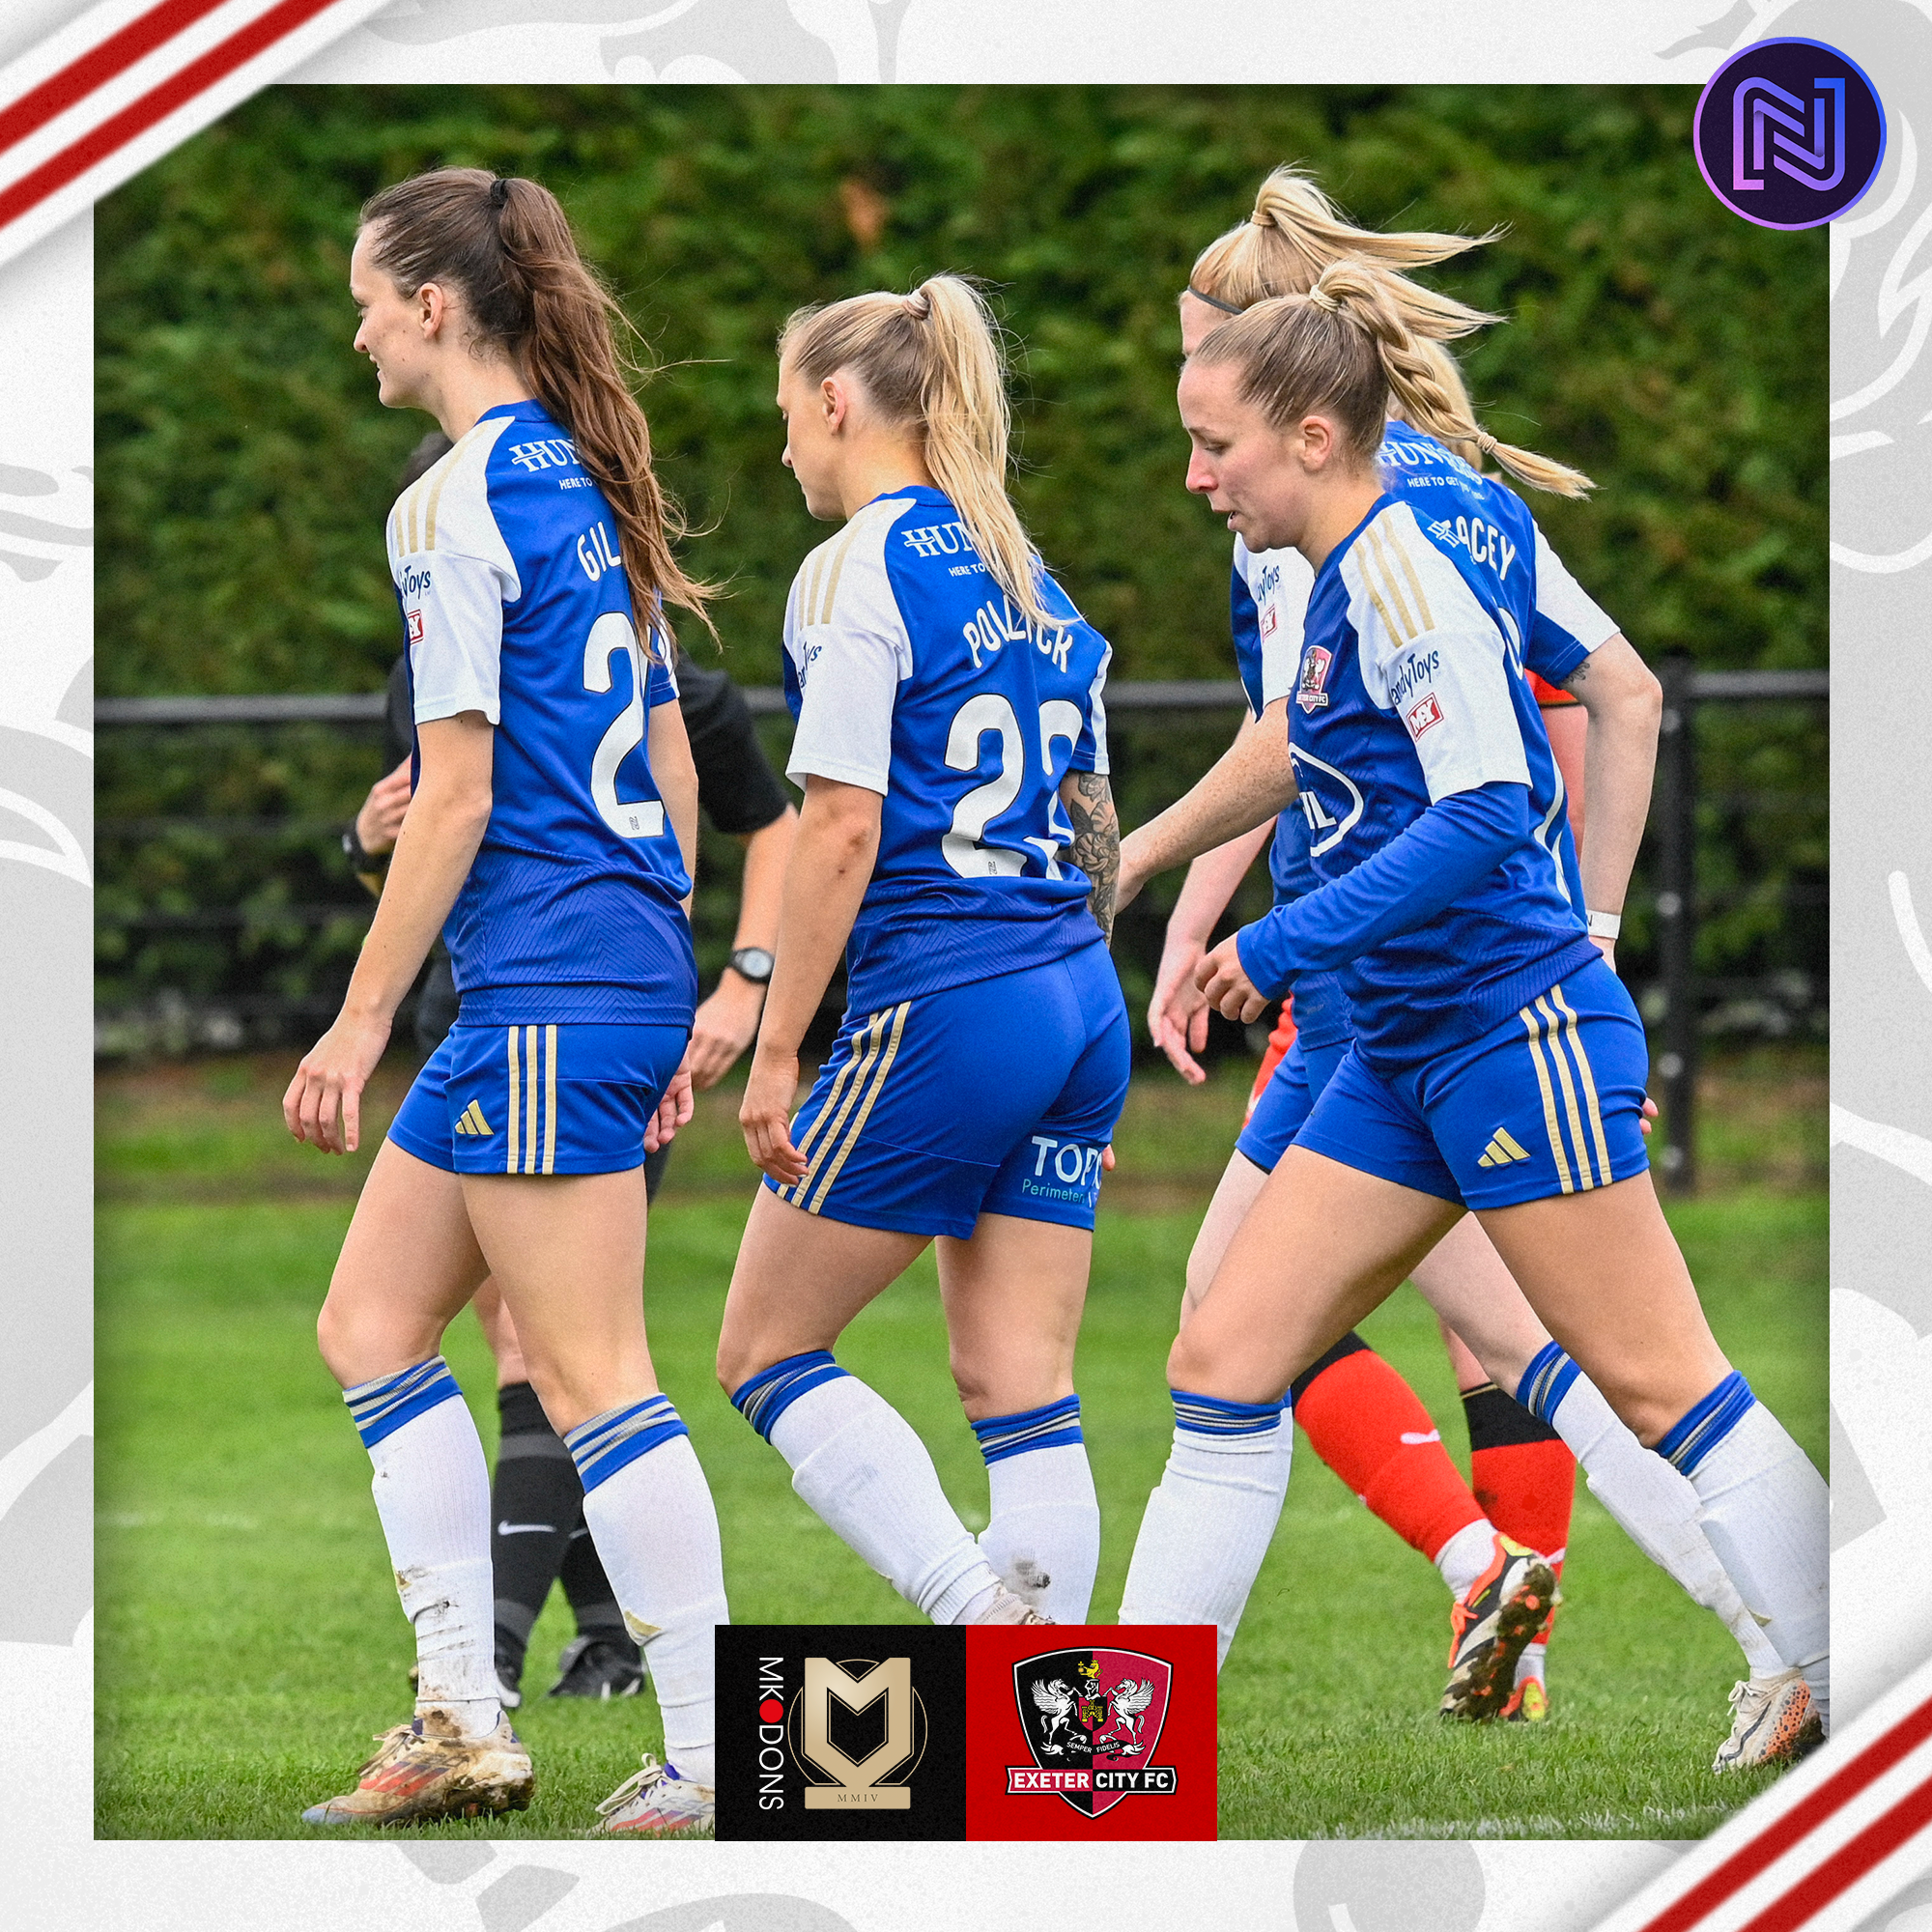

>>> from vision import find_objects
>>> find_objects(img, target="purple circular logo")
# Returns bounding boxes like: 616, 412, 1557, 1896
1693, 37, 1886, 229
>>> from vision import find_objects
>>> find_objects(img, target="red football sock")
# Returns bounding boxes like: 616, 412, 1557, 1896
1293, 1336, 1487, 1563
1461, 1383, 1577, 1568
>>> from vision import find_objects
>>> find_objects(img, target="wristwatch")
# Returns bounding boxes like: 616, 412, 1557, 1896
342, 821, 390, 873
727, 946, 775, 985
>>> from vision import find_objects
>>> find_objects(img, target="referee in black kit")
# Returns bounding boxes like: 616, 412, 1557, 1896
344, 430, 797, 1703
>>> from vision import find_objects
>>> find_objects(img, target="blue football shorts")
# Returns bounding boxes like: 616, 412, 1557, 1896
388, 1021, 690, 1177
1291, 956, 1652, 1210
766, 942, 1130, 1239
1235, 1035, 1350, 1173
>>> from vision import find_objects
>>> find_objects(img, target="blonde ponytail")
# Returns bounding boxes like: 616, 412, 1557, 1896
1188, 165, 1503, 469
779, 275, 1054, 629
1191, 260, 1595, 498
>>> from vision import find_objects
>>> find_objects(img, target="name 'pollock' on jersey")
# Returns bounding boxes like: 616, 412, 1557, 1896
1286, 449, 1606, 1070
781, 484, 1113, 1012
386, 401, 697, 1026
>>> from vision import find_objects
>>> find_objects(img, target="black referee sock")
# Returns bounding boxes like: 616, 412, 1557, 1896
491, 1380, 582, 1680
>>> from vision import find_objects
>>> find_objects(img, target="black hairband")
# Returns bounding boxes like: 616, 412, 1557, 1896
1184, 285, 1245, 315
489, 177, 511, 210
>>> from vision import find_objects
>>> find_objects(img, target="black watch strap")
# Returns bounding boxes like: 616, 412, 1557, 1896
343, 823, 390, 872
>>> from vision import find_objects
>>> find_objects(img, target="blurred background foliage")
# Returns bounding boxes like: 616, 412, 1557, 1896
96, 83, 1826, 1045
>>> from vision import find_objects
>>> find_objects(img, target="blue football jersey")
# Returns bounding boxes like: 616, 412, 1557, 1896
1282, 468, 1605, 1071
1232, 424, 1621, 1065
781, 485, 1113, 1011
386, 401, 697, 1026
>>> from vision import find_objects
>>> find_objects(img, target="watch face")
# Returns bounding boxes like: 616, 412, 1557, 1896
731, 948, 775, 981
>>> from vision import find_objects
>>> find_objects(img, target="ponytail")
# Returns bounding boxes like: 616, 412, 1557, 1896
1188, 165, 1502, 469
1192, 260, 1595, 498
779, 276, 1053, 630
359, 167, 716, 643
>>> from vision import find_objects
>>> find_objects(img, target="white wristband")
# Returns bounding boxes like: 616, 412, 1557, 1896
1586, 909, 1622, 941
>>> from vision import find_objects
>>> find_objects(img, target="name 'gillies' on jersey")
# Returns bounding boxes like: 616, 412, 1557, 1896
781, 484, 1113, 1013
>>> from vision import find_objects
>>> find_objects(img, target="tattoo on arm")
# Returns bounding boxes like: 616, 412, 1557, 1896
1562, 655, 1593, 695
1064, 770, 1120, 943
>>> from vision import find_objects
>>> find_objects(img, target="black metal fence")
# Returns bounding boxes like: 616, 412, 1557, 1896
96, 669, 1826, 1190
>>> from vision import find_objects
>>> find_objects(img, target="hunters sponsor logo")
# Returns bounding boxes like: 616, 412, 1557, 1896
1009, 1647, 1175, 1817
507, 436, 579, 472
1406, 693, 1444, 738
1296, 642, 1334, 713
715, 1626, 966, 1839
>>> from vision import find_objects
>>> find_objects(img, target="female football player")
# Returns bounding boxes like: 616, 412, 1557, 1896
1116, 260, 1829, 1755
1119, 174, 1812, 1762
715, 277, 1128, 1629
287, 168, 727, 1835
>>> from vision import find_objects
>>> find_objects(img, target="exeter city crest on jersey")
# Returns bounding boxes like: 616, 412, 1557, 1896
1007, 1647, 1177, 1817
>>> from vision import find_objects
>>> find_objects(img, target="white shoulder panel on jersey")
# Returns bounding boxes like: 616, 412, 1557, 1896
388, 415, 522, 727
1343, 500, 1530, 803
1532, 524, 1619, 653
1248, 543, 1315, 708
784, 497, 917, 796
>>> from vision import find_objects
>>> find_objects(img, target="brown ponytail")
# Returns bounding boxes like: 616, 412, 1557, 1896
779, 275, 1054, 631
359, 167, 715, 642
1192, 260, 1595, 498
1188, 165, 1503, 469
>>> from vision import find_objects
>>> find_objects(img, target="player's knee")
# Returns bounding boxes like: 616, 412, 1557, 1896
716, 1332, 766, 1402
1166, 1326, 1222, 1398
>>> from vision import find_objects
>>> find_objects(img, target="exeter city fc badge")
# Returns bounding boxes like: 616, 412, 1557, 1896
1295, 643, 1333, 713
1008, 1647, 1177, 1817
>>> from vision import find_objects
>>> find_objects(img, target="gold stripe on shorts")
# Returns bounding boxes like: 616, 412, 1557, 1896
505, 1027, 521, 1175
1549, 984, 1611, 1187
807, 1003, 911, 1214
543, 1024, 558, 1175
1533, 994, 1596, 1190
1519, 1004, 1575, 1194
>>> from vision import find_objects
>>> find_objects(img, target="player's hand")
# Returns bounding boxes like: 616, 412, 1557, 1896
1196, 932, 1267, 1025
1149, 934, 1211, 1084
1639, 1094, 1659, 1139
688, 974, 765, 1091
741, 1042, 807, 1185
644, 1059, 696, 1153
283, 1007, 391, 1154
356, 758, 413, 857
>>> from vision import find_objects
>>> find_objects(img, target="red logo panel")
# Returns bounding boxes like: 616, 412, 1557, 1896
964, 1625, 1215, 1839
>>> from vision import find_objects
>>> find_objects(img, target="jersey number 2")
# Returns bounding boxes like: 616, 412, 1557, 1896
941, 694, 1084, 879
582, 612, 666, 840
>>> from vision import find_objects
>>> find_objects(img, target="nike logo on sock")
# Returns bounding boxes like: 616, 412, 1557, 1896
497, 1520, 555, 1536
1401, 1430, 1442, 1445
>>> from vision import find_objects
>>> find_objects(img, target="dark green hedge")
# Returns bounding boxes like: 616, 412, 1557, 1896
96, 84, 1826, 1034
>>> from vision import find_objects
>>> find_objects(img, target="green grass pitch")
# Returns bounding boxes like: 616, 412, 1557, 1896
95, 1052, 1824, 1839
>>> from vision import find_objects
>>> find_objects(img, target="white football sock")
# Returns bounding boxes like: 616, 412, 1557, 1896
348, 1361, 499, 1741
979, 1443, 1100, 1622
1515, 1641, 1548, 1689
568, 1400, 726, 1787
1553, 1375, 1785, 1675
1434, 1519, 1500, 1600
769, 1375, 1003, 1624
1119, 1399, 1290, 1668
1675, 1393, 1829, 1729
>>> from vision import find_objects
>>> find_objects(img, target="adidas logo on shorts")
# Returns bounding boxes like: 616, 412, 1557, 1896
1477, 1127, 1531, 1169
454, 1100, 494, 1138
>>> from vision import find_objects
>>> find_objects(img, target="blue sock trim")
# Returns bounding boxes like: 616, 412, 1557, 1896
1172, 1388, 1282, 1438
1656, 1371, 1757, 1477
730, 1350, 851, 1443
1517, 1342, 1582, 1427
344, 1355, 462, 1449
971, 1395, 1084, 1465
564, 1395, 688, 1493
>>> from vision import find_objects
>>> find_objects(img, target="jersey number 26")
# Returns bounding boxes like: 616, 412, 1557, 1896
942, 693, 1084, 880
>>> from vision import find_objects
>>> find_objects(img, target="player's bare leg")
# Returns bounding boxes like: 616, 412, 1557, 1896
720, 1189, 1040, 1626
940, 1213, 1098, 1618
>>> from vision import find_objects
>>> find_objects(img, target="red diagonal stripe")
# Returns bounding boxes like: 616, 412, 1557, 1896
1638, 1695, 1932, 1932
0, 0, 234, 158
0, 0, 339, 234
1737, 1770, 1932, 1932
